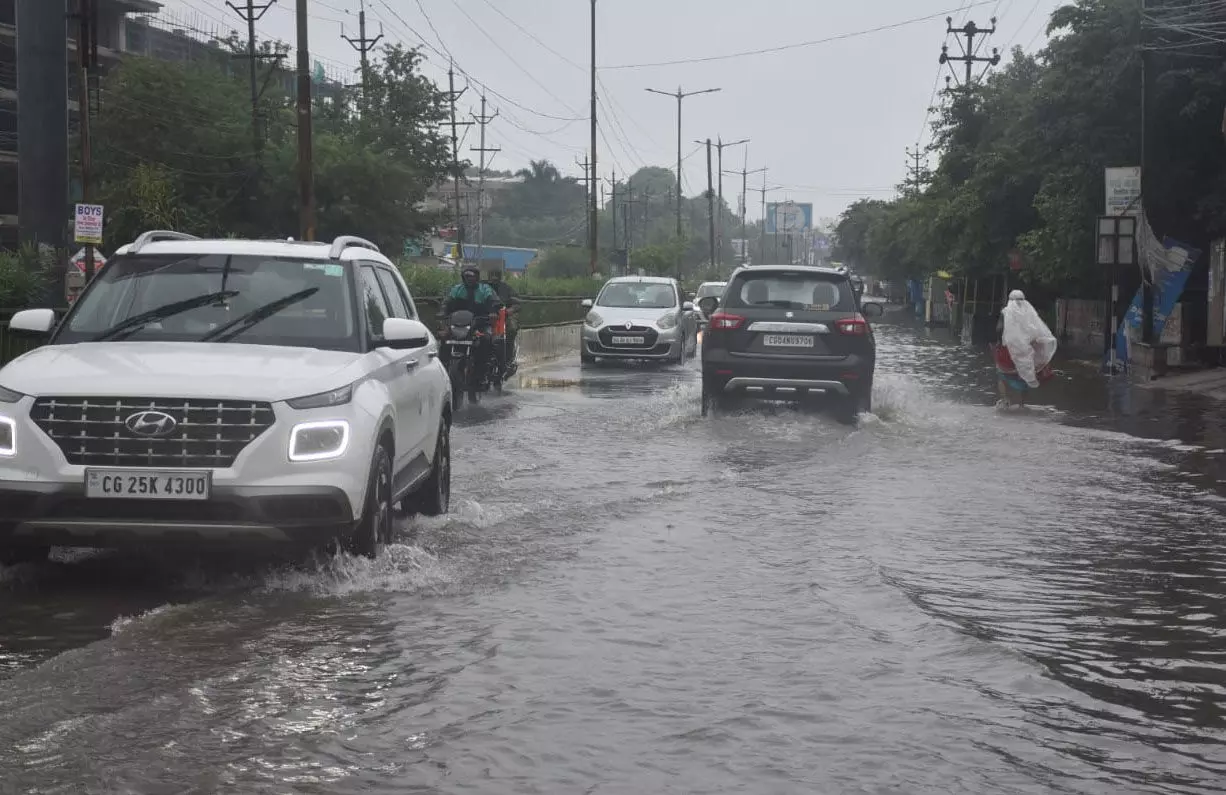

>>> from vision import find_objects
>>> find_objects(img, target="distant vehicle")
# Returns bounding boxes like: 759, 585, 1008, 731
580, 276, 699, 365
693, 281, 727, 322
0, 231, 452, 565
699, 264, 884, 423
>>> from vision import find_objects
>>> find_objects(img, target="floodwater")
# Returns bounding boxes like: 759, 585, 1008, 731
2, 314, 1225, 794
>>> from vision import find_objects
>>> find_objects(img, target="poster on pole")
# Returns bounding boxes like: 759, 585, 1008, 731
1105, 167, 1141, 216
74, 203, 104, 244
765, 202, 812, 234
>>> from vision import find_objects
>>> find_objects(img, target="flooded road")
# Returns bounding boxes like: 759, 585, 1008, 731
2, 318, 1225, 794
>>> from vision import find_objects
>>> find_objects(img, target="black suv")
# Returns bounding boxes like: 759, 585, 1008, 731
699, 265, 884, 423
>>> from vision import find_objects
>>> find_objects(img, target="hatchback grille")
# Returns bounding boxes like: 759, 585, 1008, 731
598, 325, 659, 348
30, 397, 275, 468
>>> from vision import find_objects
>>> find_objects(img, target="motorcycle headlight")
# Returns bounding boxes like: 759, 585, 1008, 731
657, 313, 677, 330
585, 311, 603, 328
450, 326, 470, 340
289, 420, 350, 462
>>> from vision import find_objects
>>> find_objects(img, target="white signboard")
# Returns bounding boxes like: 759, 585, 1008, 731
74, 203, 104, 244
1105, 167, 1141, 216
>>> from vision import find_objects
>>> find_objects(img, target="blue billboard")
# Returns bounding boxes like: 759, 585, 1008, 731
765, 202, 812, 235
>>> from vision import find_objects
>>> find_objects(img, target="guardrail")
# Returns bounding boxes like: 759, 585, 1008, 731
0, 297, 590, 367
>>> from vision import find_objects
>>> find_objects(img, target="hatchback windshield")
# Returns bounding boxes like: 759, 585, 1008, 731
596, 282, 677, 309
724, 273, 854, 312
55, 254, 359, 352
696, 283, 725, 300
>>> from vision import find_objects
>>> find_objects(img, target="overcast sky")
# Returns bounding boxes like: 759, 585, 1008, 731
158, 0, 1063, 223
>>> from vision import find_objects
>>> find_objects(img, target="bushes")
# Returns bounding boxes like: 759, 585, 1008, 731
0, 245, 56, 308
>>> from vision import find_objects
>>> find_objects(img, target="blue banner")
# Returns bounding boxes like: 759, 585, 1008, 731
1110, 237, 1200, 369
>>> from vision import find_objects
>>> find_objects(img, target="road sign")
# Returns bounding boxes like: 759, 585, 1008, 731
74, 203, 104, 244
1105, 167, 1141, 216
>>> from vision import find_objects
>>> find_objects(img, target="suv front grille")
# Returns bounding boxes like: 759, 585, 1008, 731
30, 397, 275, 468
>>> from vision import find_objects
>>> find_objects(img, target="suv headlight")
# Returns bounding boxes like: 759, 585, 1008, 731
585, 311, 603, 328
657, 313, 677, 330
0, 416, 15, 456
286, 384, 353, 410
0, 385, 24, 403
289, 420, 350, 462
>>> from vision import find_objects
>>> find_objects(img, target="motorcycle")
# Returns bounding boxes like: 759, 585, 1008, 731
443, 310, 499, 409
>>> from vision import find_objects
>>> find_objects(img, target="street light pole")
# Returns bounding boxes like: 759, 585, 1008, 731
647, 86, 721, 241
697, 137, 747, 267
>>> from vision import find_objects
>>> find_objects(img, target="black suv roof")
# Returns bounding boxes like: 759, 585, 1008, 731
729, 264, 850, 279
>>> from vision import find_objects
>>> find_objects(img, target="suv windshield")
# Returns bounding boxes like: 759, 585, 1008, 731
725, 272, 854, 312
596, 282, 677, 309
54, 254, 359, 352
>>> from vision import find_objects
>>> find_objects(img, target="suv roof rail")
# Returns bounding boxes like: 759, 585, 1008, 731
329, 235, 381, 259
130, 230, 200, 254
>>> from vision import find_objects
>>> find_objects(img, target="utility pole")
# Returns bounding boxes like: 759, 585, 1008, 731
751, 171, 773, 265
622, 179, 640, 272
904, 146, 928, 196
608, 169, 617, 273
706, 139, 716, 277
17, 0, 69, 258
446, 64, 473, 266
228, 0, 276, 152
576, 154, 591, 246
725, 159, 766, 265
939, 16, 1000, 92
73, 0, 99, 279
341, 0, 383, 105
647, 85, 721, 240
471, 93, 500, 265
589, 0, 599, 275
698, 137, 748, 266
1140, 0, 1154, 344
295, 0, 315, 240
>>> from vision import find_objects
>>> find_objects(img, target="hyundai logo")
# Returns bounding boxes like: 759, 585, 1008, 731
124, 410, 178, 438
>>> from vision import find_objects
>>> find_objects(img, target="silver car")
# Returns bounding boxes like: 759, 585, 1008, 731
580, 276, 698, 364
692, 281, 727, 323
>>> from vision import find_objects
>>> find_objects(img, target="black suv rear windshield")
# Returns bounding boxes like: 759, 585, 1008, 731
724, 272, 854, 312
54, 254, 360, 351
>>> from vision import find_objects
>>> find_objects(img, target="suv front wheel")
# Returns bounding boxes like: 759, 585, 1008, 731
349, 442, 394, 558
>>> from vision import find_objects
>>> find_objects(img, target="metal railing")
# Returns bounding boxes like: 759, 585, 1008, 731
0, 298, 590, 367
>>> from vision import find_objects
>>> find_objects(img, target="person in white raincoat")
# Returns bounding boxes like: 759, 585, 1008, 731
992, 290, 1057, 407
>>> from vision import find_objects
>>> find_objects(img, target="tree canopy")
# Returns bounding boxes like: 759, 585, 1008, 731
834, 0, 1226, 297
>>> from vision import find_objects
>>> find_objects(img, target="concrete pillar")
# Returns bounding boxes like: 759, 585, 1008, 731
17, 0, 69, 251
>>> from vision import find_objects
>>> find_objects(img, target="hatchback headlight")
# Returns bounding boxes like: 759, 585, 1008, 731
585, 311, 603, 328
289, 420, 350, 462
656, 313, 677, 330
0, 416, 15, 457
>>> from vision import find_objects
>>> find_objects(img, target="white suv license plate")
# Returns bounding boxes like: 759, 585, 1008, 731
763, 334, 815, 348
85, 469, 212, 501
611, 335, 644, 345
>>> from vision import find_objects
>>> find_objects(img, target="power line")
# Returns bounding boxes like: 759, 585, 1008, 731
603, 2, 998, 69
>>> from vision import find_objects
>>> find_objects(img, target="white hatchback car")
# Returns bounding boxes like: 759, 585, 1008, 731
580, 276, 698, 364
0, 231, 452, 564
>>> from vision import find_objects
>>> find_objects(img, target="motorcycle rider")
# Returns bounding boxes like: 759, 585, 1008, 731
486, 269, 522, 375
441, 265, 500, 387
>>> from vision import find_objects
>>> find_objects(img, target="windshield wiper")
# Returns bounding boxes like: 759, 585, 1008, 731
198, 288, 319, 343
91, 290, 240, 342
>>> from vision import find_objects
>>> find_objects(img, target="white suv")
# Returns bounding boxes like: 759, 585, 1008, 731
0, 231, 452, 564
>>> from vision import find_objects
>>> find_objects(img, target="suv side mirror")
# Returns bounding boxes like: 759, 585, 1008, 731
382, 317, 431, 349
861, 301, 885, 318
581, 298, 593, 309
8, 308, 56, 335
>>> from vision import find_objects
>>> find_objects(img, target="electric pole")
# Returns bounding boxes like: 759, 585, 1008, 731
647, 85, 721, 240
622, 179, 640, 272
446, 64, 473, 266
905, 146, 928, 196
751, 172, 775, 265
228, 0, 276, 152
341, 0, 382, 104
576, 154, 591, 249
939, 16, 1000, 92
295, 0, 315, 240
706, 139, 716, 277
698, 137, 748, 266
74, 0, 99, 279
607, 169, 617, 272
725, 158, 766, 265
589, 0, 599, 275
471, 94, 500, 265
17, 0, 69, 257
